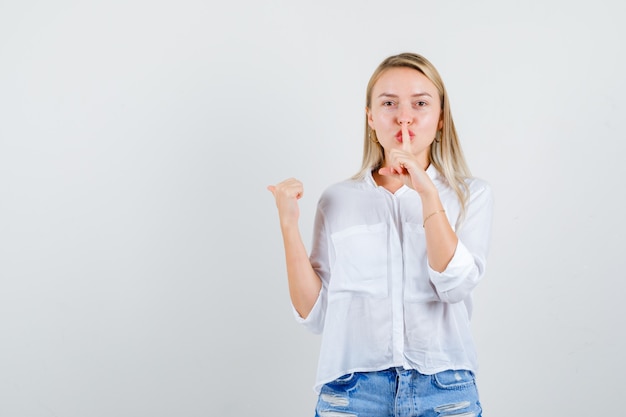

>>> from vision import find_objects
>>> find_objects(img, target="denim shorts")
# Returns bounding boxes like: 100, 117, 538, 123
315, 367, 482, 417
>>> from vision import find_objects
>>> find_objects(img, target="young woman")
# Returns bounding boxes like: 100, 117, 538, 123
268, 52, 493, 417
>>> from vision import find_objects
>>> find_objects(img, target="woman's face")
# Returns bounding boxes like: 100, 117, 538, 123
367, 67, 442, 168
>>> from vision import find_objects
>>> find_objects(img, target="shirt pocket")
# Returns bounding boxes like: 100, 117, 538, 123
329, 222, 388, 297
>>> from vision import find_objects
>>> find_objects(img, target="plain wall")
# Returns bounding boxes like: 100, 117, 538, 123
1, 1, 625, 415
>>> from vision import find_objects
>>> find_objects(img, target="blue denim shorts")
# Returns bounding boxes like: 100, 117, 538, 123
315, 367, 482, 417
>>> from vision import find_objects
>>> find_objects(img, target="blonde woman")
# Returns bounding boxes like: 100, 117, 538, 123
268, 52, 493, 417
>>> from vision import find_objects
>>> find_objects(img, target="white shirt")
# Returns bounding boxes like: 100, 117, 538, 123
295, 165, 493, 393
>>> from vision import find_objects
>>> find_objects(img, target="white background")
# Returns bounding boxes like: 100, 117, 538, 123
1, 1, 625, 416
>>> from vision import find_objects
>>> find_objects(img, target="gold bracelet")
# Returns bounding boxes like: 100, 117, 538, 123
423, 209, 445, 228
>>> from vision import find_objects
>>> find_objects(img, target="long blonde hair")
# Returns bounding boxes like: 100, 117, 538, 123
354, 52, 472, 223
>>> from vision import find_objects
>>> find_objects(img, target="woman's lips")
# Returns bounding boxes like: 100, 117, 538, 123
396, 130, 414, 141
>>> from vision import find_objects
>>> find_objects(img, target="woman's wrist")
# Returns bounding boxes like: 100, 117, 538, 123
416, 184, 439, 201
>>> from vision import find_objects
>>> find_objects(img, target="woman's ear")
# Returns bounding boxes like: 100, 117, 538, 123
366, 107, 375, 129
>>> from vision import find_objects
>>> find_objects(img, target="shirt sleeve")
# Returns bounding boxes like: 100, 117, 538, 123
429, 180, 494, 304
292, 198, 330, 334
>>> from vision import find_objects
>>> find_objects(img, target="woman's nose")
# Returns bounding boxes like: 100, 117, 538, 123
397, 106, 412, 125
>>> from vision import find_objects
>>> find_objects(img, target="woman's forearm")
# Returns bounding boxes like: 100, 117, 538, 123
280, 223, 322, 319
420, 193, 458, 272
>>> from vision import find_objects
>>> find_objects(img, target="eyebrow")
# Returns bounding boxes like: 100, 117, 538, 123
377, 92, 433, 98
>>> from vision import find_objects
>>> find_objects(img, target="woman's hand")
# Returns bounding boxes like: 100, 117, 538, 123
267, 178, 304, 228
378, 125, 437, 196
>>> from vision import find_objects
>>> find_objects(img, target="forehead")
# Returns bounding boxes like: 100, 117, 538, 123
372, 67, 438, 96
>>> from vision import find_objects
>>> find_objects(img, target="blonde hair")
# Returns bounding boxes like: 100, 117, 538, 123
354, 52, 472, 224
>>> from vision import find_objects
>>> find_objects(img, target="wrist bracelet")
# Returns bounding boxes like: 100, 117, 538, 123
423, 209, 445, 228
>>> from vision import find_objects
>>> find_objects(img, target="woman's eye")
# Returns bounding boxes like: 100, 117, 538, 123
382, 101, 395, 107
415, 101, 427, 107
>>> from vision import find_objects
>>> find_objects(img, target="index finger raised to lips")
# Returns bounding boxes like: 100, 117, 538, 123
402, 125, 411, 152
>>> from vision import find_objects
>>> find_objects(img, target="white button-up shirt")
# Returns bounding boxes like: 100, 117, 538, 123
296, 165, 493, 393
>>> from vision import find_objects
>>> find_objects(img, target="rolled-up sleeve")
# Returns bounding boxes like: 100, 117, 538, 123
292, 285, 326, 333
429, 181, 493, 303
